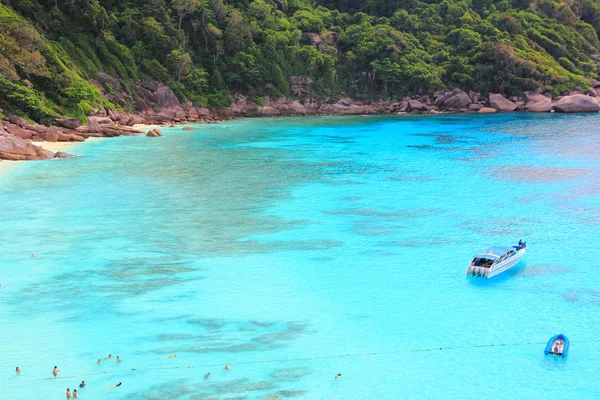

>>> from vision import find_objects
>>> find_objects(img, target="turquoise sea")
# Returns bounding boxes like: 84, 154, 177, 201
1, 114, 600, 399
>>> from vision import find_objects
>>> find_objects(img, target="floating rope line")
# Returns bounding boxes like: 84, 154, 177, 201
4, 339, 599, 384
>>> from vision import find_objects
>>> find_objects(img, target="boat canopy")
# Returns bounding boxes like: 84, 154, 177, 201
475, 246, 514, 260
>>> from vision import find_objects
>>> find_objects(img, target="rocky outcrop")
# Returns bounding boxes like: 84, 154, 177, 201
4, 123, 35, 140
553, 94, 600, 113
478, 107, 497, 113
407, 99, 428, 112
182, 126, 196, 130
528, 98, 552, 112
523, 91, 547, 103
26, 124, 48, 134
44, 126, 60, 142
8, 115, 27, 128
258, 106, 280, 116
146, 129, 162, 137
435, 89, 471, 109
0, 136, 57, 160
87, 117, 102, 133
55, 118, 82, 129
289, 76, 312, 97
489, 94, 517, 111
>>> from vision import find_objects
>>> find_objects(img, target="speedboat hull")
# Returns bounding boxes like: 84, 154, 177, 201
486, 250, 525, 278
466, 243, 527, 278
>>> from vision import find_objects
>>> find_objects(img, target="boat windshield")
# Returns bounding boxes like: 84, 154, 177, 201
471, 258, 494, 268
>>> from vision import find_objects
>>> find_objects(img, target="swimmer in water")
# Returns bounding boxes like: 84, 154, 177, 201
162, 354, 176, 359
105, 382, 122, 388
97, 359, 102, 364
53, 366, 59, 377
77, 289, 82, 294
204, 372, 211, 379
73, 389, 78, 399
335, 374, 342, 379
16, 367, 20, 375
32, 253, 35, 257
116, 356, 121, 362
224, 364, 230, 370
107, 354, 112, 360
79, 381, 86, 388
66, 388, 71, 399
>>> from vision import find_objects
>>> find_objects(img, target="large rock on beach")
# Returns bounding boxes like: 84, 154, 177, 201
553, 94, 600, 113
478, 107, 497, 113
0, 136, 54, 160
87, 116, 102, 133
55, 118, 82, 129
107, 109, 122, 121
407, 99, 427, 112
26, 124, 48, 134
528, 98, 552, 112
523, 91, 548, 104
94, 116, 114, 125
4, 123, 35, 139
489, 94, 517, 111
44, 126, 61, 142
436, 89, 471, 109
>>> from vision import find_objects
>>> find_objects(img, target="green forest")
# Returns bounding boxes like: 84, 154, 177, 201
1, 0, 600, 122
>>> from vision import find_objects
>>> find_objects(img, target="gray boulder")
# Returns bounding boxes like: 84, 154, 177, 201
523, 91, 548, 104
553, 94, 600, 113
407, 99, 427, 112
440, 89, 471, 109
489, 94, 517, 111
528, 98, 552, 112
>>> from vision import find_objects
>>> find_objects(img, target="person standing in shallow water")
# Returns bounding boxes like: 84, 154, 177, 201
15, 367, 20, 375
66, 388, 71, 399
73, 389, 78, 399
79, 381, 86, 388
53, 366, 59, 377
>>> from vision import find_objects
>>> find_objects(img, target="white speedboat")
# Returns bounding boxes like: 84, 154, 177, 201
466, 241, 527, 278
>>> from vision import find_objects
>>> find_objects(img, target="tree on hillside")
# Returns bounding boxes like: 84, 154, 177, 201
172, 0, 200, 29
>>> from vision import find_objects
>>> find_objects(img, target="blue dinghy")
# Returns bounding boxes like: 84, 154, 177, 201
544, 334, 569, 358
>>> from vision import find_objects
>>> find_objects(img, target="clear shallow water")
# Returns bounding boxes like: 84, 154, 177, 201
1, 113, 600, 399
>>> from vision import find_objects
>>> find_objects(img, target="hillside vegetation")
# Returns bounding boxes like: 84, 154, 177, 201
1, 0, 599, 122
